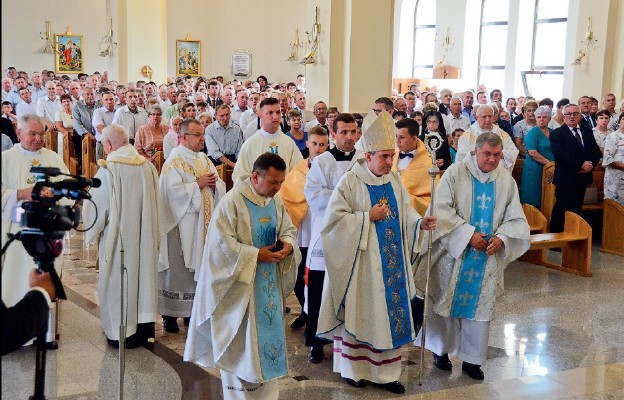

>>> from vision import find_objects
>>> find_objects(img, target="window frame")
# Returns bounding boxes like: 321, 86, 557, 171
411, 0, 436, 77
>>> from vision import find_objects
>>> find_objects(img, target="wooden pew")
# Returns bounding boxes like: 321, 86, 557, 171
600, 199, 624, 257
215, 163, 234, 191
62, 133, 79, 175
81, 133, 97, 178
44, 130, 58, 153
512, 158, 523, 189
153, 151, 165, 174
540, 162, 605, 227
520, 203, 548, 269
520, 211, 592, 277
540, 162, 556, 226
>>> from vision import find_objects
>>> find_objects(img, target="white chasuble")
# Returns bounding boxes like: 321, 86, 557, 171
184, 178, 300, 385
83, 145, 159, 340
1, 145, 69, 307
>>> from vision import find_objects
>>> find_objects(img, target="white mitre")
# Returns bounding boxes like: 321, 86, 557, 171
360, 110, 395, 152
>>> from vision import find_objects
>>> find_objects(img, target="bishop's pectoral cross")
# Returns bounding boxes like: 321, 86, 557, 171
459, 291, 474, 307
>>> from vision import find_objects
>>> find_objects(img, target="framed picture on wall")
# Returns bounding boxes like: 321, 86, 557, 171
55, 34, 84, 74
176, 40, 201, 76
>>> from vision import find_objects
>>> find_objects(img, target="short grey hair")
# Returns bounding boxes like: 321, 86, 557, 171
148, 104, 163, 115
17, 114, 45, 131
440, 88, 453, 97
102, 124, 130, 147
535, 105, 552, 117
449, 95, 463, 107
476, 132, 503, 149
476, 104, 494, 116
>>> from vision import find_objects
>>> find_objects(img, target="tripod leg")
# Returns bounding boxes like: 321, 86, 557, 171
30, 330, 48, 400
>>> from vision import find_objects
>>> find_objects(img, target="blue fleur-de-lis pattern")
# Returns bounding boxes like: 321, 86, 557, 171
450, 177, 495, 319
244, 198, 287, 380
366, 182, 412, 348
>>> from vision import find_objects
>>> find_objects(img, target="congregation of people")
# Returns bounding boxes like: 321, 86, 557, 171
2, 64, 624, 399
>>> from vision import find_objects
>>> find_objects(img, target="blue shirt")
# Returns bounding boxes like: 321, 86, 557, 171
204, 120, 242, 160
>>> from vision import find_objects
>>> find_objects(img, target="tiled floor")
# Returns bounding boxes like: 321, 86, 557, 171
2, 230, 623, 399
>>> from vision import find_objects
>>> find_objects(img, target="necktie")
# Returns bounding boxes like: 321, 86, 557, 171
586, 115, 594, 128
573, 128, 583, 147
399, 152, 414, 159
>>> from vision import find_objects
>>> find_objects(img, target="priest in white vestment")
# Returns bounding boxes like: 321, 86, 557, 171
1, 114, 68, 347
83, 124, 160, 347
415, 132, 530, 380
232, 97, 303, 182
316, 111, 436, 394
184, 153, 301, 400
158, 119, 225, 333
455, 104, 518, 173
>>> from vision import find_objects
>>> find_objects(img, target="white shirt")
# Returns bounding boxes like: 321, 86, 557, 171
111, 106, 148, 139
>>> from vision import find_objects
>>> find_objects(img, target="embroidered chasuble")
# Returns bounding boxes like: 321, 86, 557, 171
244, 198, 287, 379
365, 182, 412, 348
450, 177, 495, 319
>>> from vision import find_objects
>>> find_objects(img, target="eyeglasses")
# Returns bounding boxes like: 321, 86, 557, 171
564, 112, 580, 116
184, 133, 203, 138
150, 113, 162, 116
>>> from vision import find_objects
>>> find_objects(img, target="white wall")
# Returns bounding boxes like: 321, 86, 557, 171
1, 0, 109, 75
166, 0, 309, 84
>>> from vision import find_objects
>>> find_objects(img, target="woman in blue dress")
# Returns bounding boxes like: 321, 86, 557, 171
520, 105, 555, 207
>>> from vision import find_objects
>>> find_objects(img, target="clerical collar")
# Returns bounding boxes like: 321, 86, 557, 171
247, 179, 272, 206
178, 144, 200, 158
18, 143, 41, 156
364, 163, 387, 184
329, 146, 356, 161
259, 128, 281, 139
472, 155, 492, 183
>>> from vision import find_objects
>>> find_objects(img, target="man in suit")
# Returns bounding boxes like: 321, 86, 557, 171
2, 270, 57, 355
578, 96, 596, 130
549, 103, 602, 233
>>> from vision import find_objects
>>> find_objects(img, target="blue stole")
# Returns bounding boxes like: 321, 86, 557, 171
366, 182, 412, 348
450, 177, 495, 319
243, 198, 287, 380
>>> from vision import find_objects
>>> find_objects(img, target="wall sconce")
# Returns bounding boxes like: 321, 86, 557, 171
40, 20, 58, 54
99, 17, 118, 57
301, 7, 321, 65
141, 65, 153, 81
571, 16, 597, 65
286, 29, 301, 62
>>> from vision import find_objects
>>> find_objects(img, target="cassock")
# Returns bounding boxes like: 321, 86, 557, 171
317, 159, 425, 384
392, 138, 438, 216
158, 145, 225, 318
184, 178, 301, 400
414, 154, 530, 365
1, 144, 68, 343
83, 144, 159, 342
455, 123, 519, 173
303, 146, 360, 348
232, 128, 303, 182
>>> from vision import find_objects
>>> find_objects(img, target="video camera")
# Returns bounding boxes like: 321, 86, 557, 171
3, 166, 101, 300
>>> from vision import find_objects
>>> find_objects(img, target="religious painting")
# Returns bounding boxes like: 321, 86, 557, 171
55, 34, 84, 74
176, 40, 201, 76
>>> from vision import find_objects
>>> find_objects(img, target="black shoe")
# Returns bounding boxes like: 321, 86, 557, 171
307, 346, 324, 363
376, 381, 405, 394
45, 341, 58, 350
290, 314, 307, 329
183, 317, 191, 326
162, 316, 179, 333
343, 378, 367, 388
462, 362, 484, 380
433, 353, 453, 371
